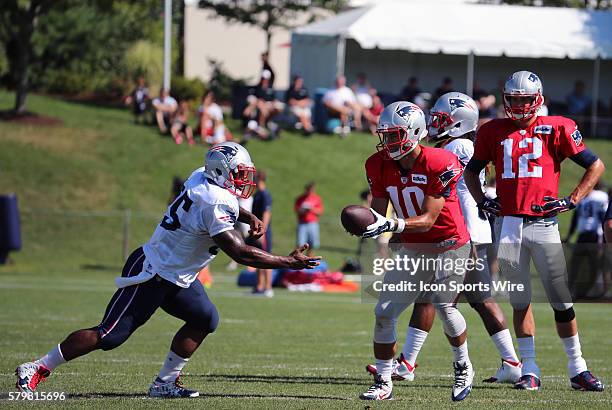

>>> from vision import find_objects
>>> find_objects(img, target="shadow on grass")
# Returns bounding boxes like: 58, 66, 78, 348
81, 264, 122, 272
194, 373, 363, 387
67, 391, 348, 401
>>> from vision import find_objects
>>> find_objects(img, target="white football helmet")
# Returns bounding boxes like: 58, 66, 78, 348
204, 142, 256, 199
376, 101, 427, 160
428, 92, 478, 141
503, 70, 543, 121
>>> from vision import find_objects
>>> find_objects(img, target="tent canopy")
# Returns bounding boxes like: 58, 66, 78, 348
295, 1, 612, 60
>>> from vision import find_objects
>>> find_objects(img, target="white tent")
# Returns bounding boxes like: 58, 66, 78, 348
290, 1, 612, 134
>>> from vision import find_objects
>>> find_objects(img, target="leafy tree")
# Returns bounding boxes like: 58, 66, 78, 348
197, 0, 349, 54
0, 0, 57, 114
480, 0, 610, 9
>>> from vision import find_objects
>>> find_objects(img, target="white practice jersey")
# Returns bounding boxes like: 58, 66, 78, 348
143, 167, 239, 288
576, 189, 608, 236
444, 138, 492, 244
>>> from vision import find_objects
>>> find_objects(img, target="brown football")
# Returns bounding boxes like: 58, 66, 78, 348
341, 205, 376, 236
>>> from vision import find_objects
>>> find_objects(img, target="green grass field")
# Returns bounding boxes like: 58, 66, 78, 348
1, 92, 611, 408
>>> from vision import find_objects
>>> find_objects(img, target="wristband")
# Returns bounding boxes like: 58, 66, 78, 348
394, 218, 406, 233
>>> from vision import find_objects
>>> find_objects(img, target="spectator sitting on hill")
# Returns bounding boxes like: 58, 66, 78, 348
294, 182, 323, 256
566, 80, 591, 116
152, 88, 178, 134
170, 101, 195, 145
323, 75, 362, 137
256, 74, 283, 138
242, 94, 269, 141
432, 76, 454, 104
124, 76, 150, 124
400, 76, 421, 102
196, 90, 231, 144
285, 75, 314, 135
352, 72, 373, 112
362, 89, 384, 135
472, 82, 497, 126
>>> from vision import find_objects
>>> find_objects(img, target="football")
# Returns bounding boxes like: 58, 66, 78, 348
341, 205, 376, 236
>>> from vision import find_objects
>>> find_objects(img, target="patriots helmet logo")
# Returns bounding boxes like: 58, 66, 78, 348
209, 144, 239, 160
448, 98, 471, 111
395, 104, 417, 121
528, 73, 540, 83
438, 166, 462, 187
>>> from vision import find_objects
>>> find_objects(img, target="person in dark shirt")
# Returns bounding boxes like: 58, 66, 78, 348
247, 170, 274, 297
432, 77, 454, 104
286, 75, 314, 135
259, 52, 275, 88
255, 76, 283, 138
124, 77, 150, 124
400, 76, 421, 103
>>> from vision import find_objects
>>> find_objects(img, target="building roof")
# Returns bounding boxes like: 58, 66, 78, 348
295, 1, 612, 59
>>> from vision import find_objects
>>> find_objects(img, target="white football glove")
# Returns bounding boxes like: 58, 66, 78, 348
362, 208, 405, 239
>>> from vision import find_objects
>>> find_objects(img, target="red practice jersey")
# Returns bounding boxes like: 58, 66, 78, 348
473, 116, 586, 216
365, 146, 470, 249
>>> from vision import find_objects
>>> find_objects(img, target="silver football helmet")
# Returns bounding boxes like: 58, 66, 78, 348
204, 141, 256, 199
376, 101, 427, 160
428, 92, 478, 140
503, 70, 544, 121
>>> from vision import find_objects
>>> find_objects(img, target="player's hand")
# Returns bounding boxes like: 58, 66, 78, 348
477, 197, 501, 217
287, 244, 321, 270
531, 196, 575, 217
362, 208, 396, 239
248, 215, 265, 239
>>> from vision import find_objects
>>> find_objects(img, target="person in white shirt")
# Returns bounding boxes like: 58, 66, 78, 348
152, 88, 178, 134
196, 90, 229, 144
15, 142, 320, 399
323, 75, 362, 135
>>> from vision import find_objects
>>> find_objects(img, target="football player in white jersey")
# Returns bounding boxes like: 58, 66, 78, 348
15, 142, 320, 398
365, 92, 522, 384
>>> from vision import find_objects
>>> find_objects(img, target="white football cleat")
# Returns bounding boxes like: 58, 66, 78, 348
359, 374, 393, 400
148, 376, 199, 398
483, 359, 522, 383
451, 361, 474, 401
15, 362, 50, 393
365, 353, 416, 381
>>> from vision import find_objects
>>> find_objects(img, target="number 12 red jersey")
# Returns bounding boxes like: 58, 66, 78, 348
473, 116, 585, 216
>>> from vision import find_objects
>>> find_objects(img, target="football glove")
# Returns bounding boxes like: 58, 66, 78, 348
362, 209, 404, 239
477, 197, 501, 218
531, 196, 575, 216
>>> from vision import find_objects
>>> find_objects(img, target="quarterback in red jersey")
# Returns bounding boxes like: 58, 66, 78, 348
465, 70, 605, 392
359, 101, 474, 402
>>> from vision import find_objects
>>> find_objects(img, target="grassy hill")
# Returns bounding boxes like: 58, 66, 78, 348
0, 91, 610, 275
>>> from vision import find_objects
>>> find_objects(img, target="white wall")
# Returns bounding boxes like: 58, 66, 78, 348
184, 7, 292, 89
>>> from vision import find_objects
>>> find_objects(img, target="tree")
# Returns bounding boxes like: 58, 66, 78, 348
197, 0, 348, 54
481, 0, 610, 9
0, 0, 56, 114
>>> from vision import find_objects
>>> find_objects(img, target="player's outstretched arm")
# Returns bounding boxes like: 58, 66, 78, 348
238, 206, 265, 239
213, 229, 321, 270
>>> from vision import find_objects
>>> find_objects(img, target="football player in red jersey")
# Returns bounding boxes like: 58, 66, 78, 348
359, 101, 474, 402
365, 93, 522, 385
465, 70, 605, 392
